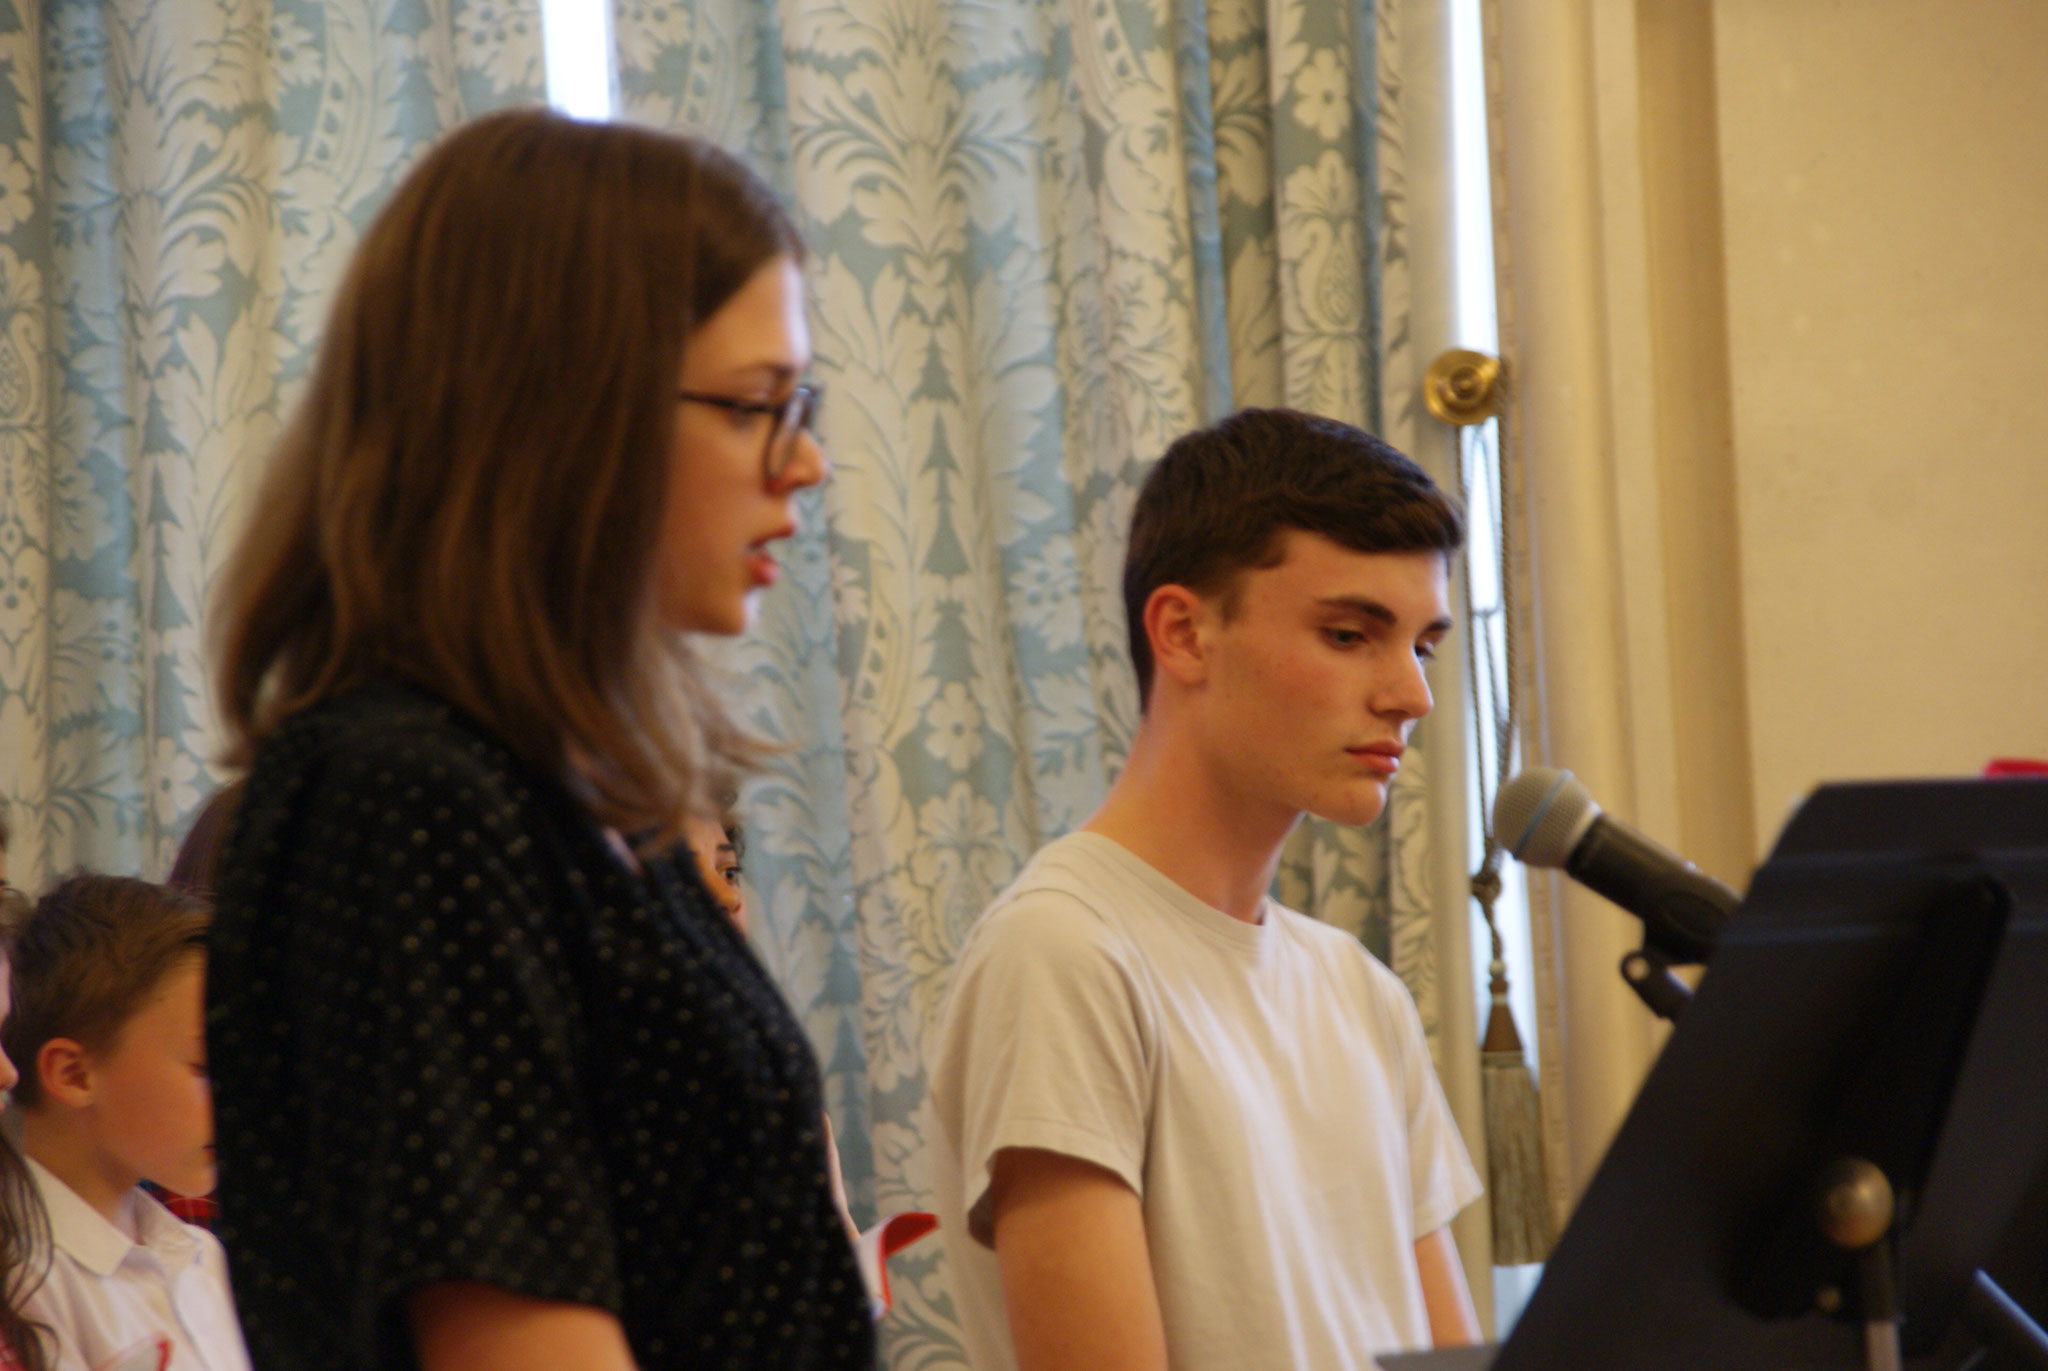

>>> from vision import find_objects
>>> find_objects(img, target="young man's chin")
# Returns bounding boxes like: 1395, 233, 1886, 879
1307, 787, 1391, 830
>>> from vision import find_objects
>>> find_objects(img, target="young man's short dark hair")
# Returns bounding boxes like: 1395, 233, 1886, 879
1122, 407, 1465, 703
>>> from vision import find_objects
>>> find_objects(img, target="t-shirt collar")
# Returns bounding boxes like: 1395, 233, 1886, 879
1066, 831, 1273, 952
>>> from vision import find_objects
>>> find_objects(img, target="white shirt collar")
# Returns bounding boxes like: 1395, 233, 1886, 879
25, 1156, 202, 1279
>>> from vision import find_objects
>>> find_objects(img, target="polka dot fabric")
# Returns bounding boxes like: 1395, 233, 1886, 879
208, 683, 874, 1370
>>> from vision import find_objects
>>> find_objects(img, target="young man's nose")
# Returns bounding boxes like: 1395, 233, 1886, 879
1377, 653, 1434, 721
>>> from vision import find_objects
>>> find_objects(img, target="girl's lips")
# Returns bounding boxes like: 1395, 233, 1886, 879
745, 523, 797, 589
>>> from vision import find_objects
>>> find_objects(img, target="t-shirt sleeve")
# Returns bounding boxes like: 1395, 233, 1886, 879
928, 893, 1153, 1247
256, 732, 623, 1330
1379, 965, 1485, 1239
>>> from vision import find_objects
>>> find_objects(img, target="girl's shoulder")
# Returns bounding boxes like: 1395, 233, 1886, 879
242, 681, 565, 838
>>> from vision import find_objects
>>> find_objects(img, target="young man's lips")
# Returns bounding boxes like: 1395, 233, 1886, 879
1349, 744, 1404, 776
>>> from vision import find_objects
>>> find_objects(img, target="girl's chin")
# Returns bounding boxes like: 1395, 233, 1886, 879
664, 593, 754, 637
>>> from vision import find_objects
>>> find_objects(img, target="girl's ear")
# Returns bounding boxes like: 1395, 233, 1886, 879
1144, 583, 1213, 691
36, 1037, 94, 1109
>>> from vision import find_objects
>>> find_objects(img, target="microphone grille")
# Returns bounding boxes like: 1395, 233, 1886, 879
1494, 767, 1599, 868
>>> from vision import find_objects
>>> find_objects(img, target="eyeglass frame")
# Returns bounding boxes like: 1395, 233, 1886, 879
676, 384, 821, 483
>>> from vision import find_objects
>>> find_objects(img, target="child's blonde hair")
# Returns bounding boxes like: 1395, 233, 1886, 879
0, 873, 209, 1108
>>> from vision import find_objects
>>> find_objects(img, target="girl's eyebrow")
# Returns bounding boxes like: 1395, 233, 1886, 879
705, 360, 804, 388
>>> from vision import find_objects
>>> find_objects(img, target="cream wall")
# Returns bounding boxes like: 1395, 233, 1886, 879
1493, 0, 2048, 1200
1714, 0, 2048, 849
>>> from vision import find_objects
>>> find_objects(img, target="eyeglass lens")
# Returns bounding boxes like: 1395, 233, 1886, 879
766, 386, 820, 480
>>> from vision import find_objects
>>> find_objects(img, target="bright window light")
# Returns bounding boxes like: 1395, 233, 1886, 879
540, 0, 617, 120
1448, 0, 1547, 1332
1451, 0, 1498, 355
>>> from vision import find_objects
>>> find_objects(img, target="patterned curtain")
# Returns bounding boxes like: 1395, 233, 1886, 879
0, 0, 545, 890
614, 0, 1455, 1363
0, 0, 1467, 1357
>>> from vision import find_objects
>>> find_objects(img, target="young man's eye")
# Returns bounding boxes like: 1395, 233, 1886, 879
1323, 627, 1366, 648
1416, 641, 1441, 663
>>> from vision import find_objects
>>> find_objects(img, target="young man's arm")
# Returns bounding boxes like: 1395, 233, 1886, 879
1414, 1226, 1482, 1347
989, 1147, 1170, 1371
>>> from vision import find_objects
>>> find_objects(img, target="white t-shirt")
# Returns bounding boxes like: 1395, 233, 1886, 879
21, 1158, 253, 1371
928, 832, 1481, 1371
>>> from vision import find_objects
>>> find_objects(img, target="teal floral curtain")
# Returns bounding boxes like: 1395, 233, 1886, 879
0, 0, 545, 890
1, 0, 1466, 1358
615, 0, 1455, 1362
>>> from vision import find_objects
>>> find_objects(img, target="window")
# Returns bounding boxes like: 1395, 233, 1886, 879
540, 0, 616, 119
1450, 0, 1546, 1332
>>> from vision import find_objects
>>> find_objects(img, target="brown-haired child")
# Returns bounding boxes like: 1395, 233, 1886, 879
2, 875, 250, 1371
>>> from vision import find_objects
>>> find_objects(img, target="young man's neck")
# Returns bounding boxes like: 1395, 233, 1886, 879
17, 1108, 142, 1232
1082, 712, 1299, 923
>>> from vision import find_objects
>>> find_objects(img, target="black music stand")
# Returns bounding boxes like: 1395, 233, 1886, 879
1382, 777, 2048, 1371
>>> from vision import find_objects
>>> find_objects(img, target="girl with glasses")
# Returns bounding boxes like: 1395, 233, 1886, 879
205, 109, 860, 1371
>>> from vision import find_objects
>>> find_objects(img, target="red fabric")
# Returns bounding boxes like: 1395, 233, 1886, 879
875, 1210, 938, 1259
1983, 758, 2048, 777
140, 1182, 217, 1228
859, 1211, 938, 1313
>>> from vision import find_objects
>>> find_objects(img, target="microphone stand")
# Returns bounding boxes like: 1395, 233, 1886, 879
1648, 868, 2048, 1371
1425, 778, 2048, 1371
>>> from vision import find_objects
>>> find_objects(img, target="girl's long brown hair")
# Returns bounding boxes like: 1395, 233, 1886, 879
1, 921, 50, 1371
212, 110, 801, 835
0, 1131, 51, 1371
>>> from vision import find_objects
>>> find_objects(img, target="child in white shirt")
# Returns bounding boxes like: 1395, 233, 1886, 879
1, 874, 251, 1371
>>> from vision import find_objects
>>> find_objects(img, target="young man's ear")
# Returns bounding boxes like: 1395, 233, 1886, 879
1143, 583, 1213, 691
35, 1037, 94, 1108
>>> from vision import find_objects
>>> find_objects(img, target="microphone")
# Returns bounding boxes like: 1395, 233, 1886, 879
1493, 767, 1737, 964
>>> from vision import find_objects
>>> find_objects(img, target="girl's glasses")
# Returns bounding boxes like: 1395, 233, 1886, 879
677, 385, 821, 482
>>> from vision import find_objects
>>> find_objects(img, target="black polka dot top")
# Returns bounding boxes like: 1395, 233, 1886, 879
207, 682, 875, 1371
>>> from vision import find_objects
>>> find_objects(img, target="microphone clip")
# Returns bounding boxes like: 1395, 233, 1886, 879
1620, 943, 1695, 1023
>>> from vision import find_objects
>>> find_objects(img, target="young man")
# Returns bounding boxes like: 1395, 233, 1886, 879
929, 408, 1484, 1370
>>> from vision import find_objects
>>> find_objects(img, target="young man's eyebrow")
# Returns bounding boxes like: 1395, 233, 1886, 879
1315, 595, 1454, 634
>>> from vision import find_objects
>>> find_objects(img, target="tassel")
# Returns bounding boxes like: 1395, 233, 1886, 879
1480, 959, 1554, 1264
